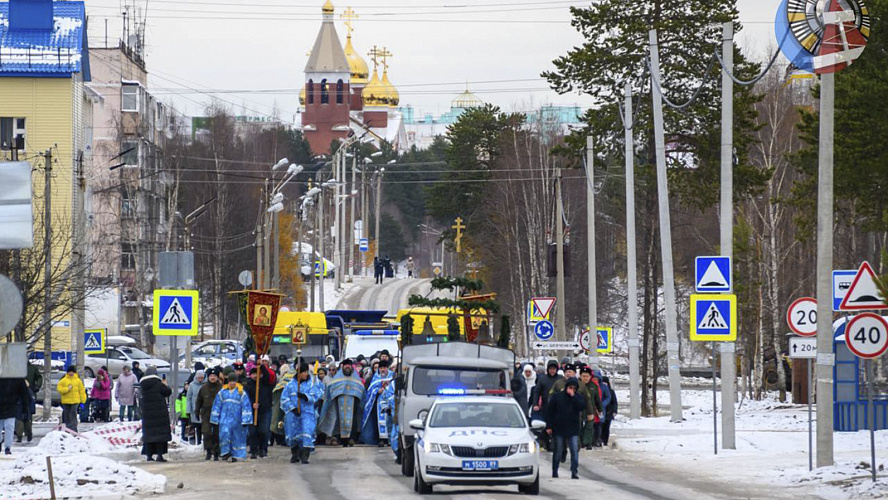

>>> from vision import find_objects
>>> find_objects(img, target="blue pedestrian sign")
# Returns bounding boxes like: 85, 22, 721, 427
832, 270, 857, 312
534, 320, 555, 341
695, 256, 732, 293
690, 294, 737, 341
84, 328, 106, 354
359, 238, 369, 253
153, 290, 199, 336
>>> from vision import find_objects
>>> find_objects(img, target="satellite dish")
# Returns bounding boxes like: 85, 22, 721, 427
0, 274, 24, 335
238, 270, 253, 288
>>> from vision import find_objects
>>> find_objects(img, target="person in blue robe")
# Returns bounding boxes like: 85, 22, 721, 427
381, 374, 399, 459
317, 359, 366, 446
210, 377, 252, 462
359, 360, 394, 445
280, 363, 324, 464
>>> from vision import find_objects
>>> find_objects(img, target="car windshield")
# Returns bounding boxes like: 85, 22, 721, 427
119, 347, 151, 360
412, 366, 506, 396
429, 402, 526, 428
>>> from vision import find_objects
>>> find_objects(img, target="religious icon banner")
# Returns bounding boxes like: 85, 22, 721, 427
247, 291, 283, 354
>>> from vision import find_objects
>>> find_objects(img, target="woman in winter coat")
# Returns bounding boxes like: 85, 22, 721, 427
115, 365, 137, 422
139, 366, 172, 462
91, 368, 112, 423
196, 369, 223, 460
186, 370, 205, 445
522, 364, 537, 416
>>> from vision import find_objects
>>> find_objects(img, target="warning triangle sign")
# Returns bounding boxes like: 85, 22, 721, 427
700, 261, 728, 288
839, 261, 887, 311
532, 298, 556, 318
161, 298, 191, 324
85, 334, 100, 349
698, 302, 728, 330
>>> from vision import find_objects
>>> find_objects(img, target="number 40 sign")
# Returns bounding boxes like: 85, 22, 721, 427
845, 313, 888, 359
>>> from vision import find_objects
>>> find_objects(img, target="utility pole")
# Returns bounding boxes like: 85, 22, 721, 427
361, 164, 368, 276
585, 136, 599, 368
649, 29, 683, 422
41, 149, 53, 420
624, 82, 641, 420
555, 168, 566, 341
263, 185, 271, 292
272, 209, 280, 290
349, 151, 356, 281
720, 21, 737, 450
334, 151, 342, 290
256, 225, 263, 290
73, 153, 86, 377
374, 169, 383, 259
310, 192, 317, 312
319, 186, 326, 311
816, 71, 835, 468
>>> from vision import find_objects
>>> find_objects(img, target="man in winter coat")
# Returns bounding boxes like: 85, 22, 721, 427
406, 257, 415, 278
545, 377, 586, 479
592, 370, 611, 447
196, 368, 223, 460
140, 366, 172, 462
510, 371, 529, 418
91, 368, 112, 422
186, 370, 205, 445
280, 363, 324, 464
57, 366, 87, 432
0, 377, 28, 455
244, 365, 274, 458
600, 375, 618, 446
131, 361, 144, 381
210, 375, 253, 462
115, 365, 138, 422
14, 363, 41, 443
579, 367, 603, 449
531, 359, 562, 450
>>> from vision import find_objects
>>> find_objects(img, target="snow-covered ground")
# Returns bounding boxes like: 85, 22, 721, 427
310, 279, 357, 311
612, 389, 887, 499
0, 422, 200, 500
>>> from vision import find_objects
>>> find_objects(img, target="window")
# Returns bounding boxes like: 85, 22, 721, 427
121, 140, 138, 166
307, 80, 314, 104
121, 189, 135, 217
320, 79, 329, 104
411, 367, 505, 396
336, 79, 344, 104
122, 83, 140, 112
195, 345, 217, 357
429, 402, 527, 428
0, 117, 26, 150
121, 243, 136, 269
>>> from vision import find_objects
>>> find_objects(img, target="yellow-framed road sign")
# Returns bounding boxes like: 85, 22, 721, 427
153, 290, 199, 336
690, 294, 737, 342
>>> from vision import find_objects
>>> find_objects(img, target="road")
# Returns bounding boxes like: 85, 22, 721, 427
335, 277, 445, 315
133, 443, 797, 499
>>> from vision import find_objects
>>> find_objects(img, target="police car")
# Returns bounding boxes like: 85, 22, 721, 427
411, 396, 542, 495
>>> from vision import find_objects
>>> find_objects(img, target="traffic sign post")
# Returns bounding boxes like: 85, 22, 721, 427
533, 320, 554, 341
152, 290, 199, 336
532, 341, 581, 351
432, 262, 443, 277
83, 328, 106, 355
787, 297, 818, 337
839, 262, 887, 311
832, 270, 856, 311
844, 313, 888, 483
526, 300, 551, 326
789, 335, 817, 471
359, 238, 369, 253
531, 297, 556, 319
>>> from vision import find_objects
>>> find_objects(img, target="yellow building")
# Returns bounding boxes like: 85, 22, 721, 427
0, 0, 93, 350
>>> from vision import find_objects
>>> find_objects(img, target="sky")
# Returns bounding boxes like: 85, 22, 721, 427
83, 0, 785, 121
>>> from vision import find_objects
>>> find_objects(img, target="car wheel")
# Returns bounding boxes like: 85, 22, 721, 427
84, 367, 95, 378
519, 474, 540, 495
414, 455, 432, 494
403, 442, 414, 477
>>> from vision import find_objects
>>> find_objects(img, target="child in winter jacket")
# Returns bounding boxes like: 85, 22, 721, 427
175, 383, 190, 441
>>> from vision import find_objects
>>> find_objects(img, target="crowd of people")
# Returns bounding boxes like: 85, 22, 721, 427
511, 357, 618, 479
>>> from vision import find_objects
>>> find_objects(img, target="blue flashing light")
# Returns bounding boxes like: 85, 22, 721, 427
437, 386, 466, 395
353, 329, 399, 336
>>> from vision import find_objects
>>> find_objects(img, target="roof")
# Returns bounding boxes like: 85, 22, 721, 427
0, 1, 88, 78
408, 357, 509, 370
304, 15, 349, 74
274, 311, 328, 336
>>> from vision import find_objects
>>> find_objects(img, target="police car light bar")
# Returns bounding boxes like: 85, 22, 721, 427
353, 329, 398, 336
436, 388, 512, 396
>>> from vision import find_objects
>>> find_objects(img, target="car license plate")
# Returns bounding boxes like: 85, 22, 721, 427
462, 460, 498, 471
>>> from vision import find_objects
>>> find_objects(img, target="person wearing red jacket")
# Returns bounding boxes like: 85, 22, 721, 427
579, 367, 603, 449
91, 368, 113, 422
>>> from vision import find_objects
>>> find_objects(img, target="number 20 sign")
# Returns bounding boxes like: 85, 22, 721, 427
787, 297, 817, 337
845, 313, 888, 359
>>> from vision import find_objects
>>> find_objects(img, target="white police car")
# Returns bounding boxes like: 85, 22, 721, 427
411, 396, 543, 495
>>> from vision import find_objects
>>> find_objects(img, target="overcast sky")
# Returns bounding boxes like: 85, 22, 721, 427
84, 0, 784, 120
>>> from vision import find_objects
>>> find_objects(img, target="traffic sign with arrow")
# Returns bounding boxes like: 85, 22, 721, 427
533, 341, 581, 351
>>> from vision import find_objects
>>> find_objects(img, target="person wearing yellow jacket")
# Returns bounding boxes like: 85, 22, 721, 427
57, 366, 87, 432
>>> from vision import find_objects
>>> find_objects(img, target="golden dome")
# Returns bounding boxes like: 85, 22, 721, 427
344, 36, 369, 85
452, 88, 483, 109
362, 69, 387, 107
322, 0, 334, 15
380, 69, 399, 107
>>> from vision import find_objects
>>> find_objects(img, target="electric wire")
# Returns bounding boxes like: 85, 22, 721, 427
712, 27, 791, 87
647, 50, 719, 111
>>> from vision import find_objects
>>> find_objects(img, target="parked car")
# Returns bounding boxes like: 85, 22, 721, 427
34, 368, 94, 407
85, 345, 169, 377
179, 340, 242, 367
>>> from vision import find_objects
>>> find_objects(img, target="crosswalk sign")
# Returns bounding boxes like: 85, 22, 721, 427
596, 326, 613, 354
84, 328, 106, 354
690, 294, 737, 341
526, 300, 551, 326
153, 290, 199, 336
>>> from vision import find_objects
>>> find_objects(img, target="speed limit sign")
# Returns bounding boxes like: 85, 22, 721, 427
579, 329, 591, 351
787, 297, 818, 337
845, 313, 888, 359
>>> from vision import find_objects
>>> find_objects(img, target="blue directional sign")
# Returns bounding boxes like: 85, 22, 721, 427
84, 328, 106, 354
153, 290, 199, 336
596, 326, 613, 354
832, 270, 857, 312
690, 294, 737, 341
534, 320, 555, 341
359, 238, 369, 253
695, 256, 732, 293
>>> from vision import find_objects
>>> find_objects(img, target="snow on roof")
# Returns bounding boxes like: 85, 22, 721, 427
0, 2, 87, 77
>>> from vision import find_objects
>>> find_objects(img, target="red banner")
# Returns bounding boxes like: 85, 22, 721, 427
246, 291, 283, 354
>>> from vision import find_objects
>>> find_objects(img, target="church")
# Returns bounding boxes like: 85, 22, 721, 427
298, 0, 407, 154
